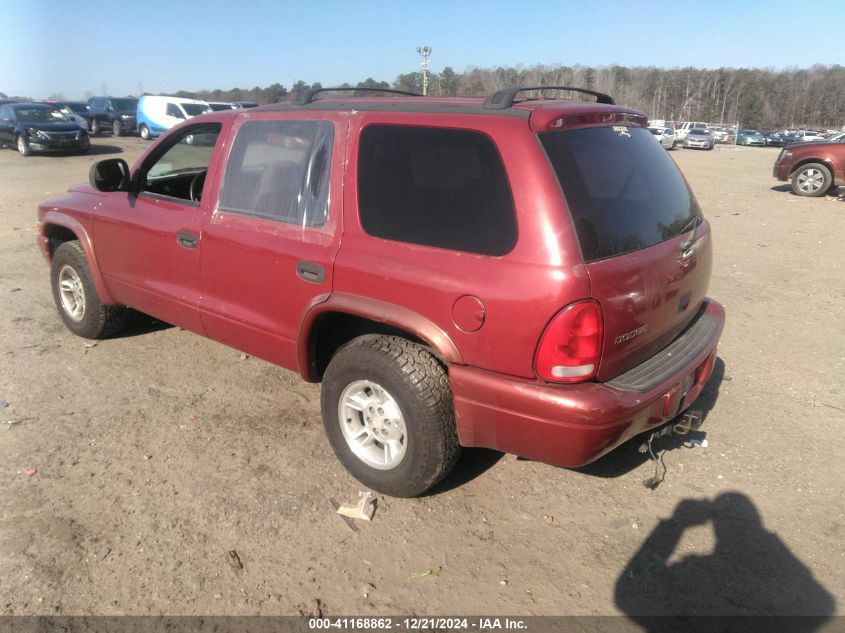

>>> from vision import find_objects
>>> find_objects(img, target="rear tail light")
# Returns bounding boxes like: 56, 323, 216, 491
535, 300, 603, 383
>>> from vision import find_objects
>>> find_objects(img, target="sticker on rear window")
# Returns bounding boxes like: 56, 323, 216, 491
613, 126, 631, 138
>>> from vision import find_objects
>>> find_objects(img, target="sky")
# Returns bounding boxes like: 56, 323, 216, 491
2, 0, 844, 100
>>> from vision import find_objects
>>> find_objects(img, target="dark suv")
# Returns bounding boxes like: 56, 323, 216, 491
37, 87, 724, 496
87, 96, 138, 135
773, 134, 845, 196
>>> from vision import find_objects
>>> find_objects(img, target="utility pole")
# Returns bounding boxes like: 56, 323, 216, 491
416, 46, 432, 95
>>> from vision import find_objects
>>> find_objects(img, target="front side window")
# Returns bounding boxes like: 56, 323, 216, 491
166, 103, 185, 119
357, 125, 517, 256
140, 123, 221, 202
219, 120, 333, 226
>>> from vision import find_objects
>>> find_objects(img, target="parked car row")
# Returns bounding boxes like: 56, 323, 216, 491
649, 119, 844, 148
0, 96, 260, 155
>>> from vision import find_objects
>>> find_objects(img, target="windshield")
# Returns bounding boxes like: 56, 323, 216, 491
648, 127, 661, 135
14, 107, 68, 123
690, 129, 709, 135
112, 99, 137, 111
540, 126, 700, 262
183, 103, 210, 116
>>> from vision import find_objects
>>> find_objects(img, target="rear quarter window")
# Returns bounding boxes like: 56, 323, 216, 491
540, 126, 701, 262
357, 125, 517, 256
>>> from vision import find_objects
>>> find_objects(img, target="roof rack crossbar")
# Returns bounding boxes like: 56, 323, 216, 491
295, 87, 422, 106
483, 86, 615, 110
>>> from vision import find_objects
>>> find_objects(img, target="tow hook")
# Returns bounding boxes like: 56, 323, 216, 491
639, 410, 705, 490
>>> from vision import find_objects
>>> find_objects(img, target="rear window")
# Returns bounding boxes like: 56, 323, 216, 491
358, 125, 517, 256
540, 126, 700, 262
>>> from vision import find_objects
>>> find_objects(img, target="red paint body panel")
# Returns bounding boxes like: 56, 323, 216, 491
451, 300, 724, 467
198, 110, 347, 368
587, 222, 713, 381
333, 111, 591, 380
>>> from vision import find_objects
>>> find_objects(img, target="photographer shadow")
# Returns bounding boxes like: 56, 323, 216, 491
614, 493, 835, 632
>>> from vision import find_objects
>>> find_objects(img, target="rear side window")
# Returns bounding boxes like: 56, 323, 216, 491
219, 120, 333, 226
358, 125, 517, 256
540, 126, 701, 262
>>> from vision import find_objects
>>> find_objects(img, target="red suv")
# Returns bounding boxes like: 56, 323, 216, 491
37, 87, 724, 496
773, 135, 845, 196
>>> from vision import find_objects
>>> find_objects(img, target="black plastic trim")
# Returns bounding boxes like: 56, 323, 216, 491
484, 86, 615, 110
607, 309, 720, 392
294, 87, 421, 106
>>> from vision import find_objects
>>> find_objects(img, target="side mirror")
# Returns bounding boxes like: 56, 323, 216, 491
89, 158, 130, 192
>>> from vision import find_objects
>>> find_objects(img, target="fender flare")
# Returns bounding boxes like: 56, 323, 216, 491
40, 211, 116, 305
297, 292, 464, 381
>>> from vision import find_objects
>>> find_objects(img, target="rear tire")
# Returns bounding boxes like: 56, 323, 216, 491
320, 335, 460, 497
139, 124, 151, 140
50, 241, 126, 339
791, 163, 833, 197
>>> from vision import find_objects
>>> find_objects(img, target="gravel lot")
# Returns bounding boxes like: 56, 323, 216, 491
1, 136, 843, 619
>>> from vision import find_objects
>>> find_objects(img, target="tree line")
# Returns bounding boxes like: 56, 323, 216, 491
171, 64, 845, 129
5, 63, 843, 129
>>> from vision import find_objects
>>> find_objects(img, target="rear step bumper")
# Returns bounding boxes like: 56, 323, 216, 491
450, 298, 725, 468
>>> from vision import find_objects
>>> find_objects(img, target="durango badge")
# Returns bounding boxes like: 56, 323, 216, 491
614, 324, 649, 345
613, 125, 631, 138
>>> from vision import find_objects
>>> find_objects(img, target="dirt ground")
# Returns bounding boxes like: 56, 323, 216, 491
0, 136, 843, 620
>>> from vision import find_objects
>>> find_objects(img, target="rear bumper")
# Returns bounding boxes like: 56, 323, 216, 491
450, 299, 725, 468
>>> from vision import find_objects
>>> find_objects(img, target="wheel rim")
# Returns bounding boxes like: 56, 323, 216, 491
797, 168, 824, 193
17, 136, 26, 154
338, 380, 407, 470
58, 264, 86, 321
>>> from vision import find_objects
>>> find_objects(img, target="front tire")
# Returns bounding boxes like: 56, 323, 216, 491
791, 163, 833, 197
16, 135, 31, 156
50, 241, 126, 339
91, 119, 100, 135
112, 120, 123, 136
320, 335, 460, 497
139, 124, 151, 140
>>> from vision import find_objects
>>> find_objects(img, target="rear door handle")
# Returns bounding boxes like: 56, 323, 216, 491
297, 261, 325, 283
177, 231, 198, 249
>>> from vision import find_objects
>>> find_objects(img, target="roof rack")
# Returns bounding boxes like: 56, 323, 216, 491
483, 86, 615, 110
295, 87, 422, 106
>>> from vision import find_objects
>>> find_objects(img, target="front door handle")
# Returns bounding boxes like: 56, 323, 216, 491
177, 231, 198, 249
297, 261, 325, 283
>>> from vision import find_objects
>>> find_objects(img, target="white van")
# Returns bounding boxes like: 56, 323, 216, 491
136, 96, 211, 140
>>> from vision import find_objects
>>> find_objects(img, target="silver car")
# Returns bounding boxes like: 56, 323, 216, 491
648, 126, 676, 150
683, 128, 715, 150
